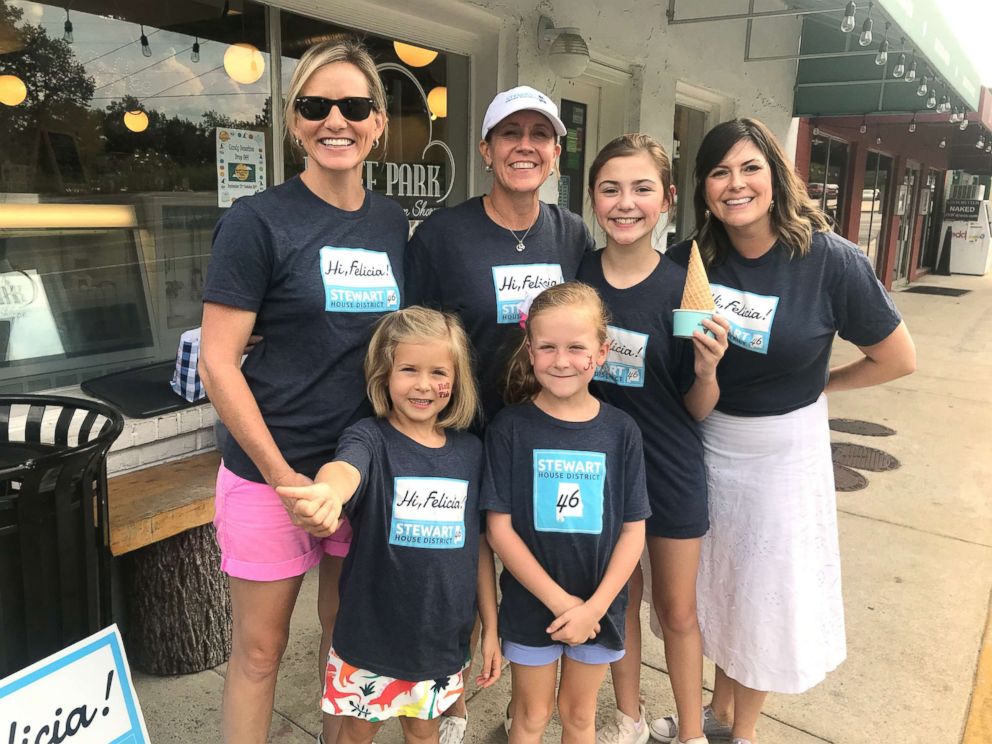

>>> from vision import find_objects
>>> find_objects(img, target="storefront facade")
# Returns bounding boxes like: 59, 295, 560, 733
0, 0, 801, 471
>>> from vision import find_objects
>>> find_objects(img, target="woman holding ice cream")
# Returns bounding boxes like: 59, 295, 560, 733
655, 118, 916, 744
652, 119, 916, 744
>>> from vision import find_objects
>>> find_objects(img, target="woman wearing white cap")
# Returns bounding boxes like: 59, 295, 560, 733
405, 85, 594, 744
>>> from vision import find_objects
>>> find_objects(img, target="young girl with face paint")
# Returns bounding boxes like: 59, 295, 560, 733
576, 134, 730, 744
483, 282, 649, 744
277, 307, 500, 744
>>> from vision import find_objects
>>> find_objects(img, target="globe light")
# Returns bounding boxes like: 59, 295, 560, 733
224, 43, 265, 84
427, 86, 447, 119
123, 109, 149, 133
0, 74, 27, 106
393, 41, 438, 68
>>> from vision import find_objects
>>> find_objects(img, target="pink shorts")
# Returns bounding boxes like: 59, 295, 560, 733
214, 463, 352, 582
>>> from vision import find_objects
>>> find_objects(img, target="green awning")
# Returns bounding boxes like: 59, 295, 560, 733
793, 0, 981, 117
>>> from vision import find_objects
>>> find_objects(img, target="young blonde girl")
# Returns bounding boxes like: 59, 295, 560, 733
278, 307, 500, 744
576, 134, 729, 744
483, 282, 649, 744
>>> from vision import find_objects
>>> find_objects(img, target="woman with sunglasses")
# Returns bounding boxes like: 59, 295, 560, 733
200, 37, 407, 744
405, 87, 594, 744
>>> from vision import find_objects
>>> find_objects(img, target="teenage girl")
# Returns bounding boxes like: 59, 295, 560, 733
483, 282, 649, 744
576, 135, 729, 744
278, 307, 501, 744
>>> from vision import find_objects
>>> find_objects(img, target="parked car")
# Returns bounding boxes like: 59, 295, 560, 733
807, 182, 839, 199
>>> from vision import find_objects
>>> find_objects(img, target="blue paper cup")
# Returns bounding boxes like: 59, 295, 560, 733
673, 309, 715, 339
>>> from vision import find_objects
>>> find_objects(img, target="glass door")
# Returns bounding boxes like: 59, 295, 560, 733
893, 163, 920, 283
857, 151, 893, 277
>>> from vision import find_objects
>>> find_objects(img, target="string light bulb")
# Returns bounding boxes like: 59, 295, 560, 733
926, 88, 937, 109
938, 138, 946, 149
859, 116, 868, 134
893, 51, 906, 78
62, 8, 73, 44
191, 38, 200, 63
908, 115, 916, 133
905, 58, 917, 83
859, 3, 874, 46
977, 133, 986, 149
960, 118, 970, 131
841, 1, 857, 33
140, 25, 151, 57
916, 76, 928, 97
874, 23, 889, 65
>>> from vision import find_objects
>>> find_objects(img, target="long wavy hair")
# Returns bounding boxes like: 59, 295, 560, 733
693, 118, 830, 266
503, 282, 610, 405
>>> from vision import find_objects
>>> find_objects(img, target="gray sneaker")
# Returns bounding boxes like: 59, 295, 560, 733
439, 714, 468, 744
648, 706, 732, 743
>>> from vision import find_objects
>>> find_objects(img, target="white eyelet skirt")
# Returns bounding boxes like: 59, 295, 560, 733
696, 394, 846, 694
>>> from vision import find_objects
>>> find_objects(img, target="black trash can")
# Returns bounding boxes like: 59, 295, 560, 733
0, 394, 124, 677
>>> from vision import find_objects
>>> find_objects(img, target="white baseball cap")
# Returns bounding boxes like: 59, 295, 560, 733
481, 86, 567, 140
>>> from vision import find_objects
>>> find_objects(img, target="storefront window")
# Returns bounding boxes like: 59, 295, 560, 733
807, 134, 848, 227
857, 151, 893, 275
0, 0, 272, 391
0, 1, 470, 393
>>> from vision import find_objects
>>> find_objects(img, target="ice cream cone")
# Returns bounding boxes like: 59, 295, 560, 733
680, 241, 715, 311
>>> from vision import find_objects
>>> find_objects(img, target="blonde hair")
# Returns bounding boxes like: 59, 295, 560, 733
693, 118, 830, 266
365, 307, 479, 430
503, 282, 610, 405
284, 35, 389, 161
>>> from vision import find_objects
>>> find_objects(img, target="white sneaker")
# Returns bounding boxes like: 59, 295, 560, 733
596, 704, 650, 744
649, 706, 730, 743
439, 714, 468, 744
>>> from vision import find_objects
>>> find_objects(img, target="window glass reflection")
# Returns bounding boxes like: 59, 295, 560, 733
0, 0, 271, 389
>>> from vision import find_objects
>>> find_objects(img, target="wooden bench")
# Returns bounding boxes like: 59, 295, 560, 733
108, 450, 230, 675
108, 450, 220, 556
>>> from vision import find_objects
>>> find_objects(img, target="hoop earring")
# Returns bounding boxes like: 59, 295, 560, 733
293, 136, 302, 147
703, 209, 711, 220
373, 138, 380, 148
484, 162, 493, 173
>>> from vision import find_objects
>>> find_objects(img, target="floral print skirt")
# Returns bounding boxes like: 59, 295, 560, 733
322, 647, 464, 721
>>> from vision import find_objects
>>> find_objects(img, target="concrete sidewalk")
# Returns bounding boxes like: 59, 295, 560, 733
133, 272, 992, 744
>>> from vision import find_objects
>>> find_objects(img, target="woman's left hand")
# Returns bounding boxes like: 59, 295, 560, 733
692, 314, 731, 380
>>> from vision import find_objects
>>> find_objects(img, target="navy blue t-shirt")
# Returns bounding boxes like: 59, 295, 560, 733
577, 251, 708, 538
203, 177, 408, 480
666, 232, 902, 416
333, 418, 483, 680
405, 197, 594, 424
481, 402, 650, 651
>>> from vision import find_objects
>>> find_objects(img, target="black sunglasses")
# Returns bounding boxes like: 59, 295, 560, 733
294, 96, 376, 122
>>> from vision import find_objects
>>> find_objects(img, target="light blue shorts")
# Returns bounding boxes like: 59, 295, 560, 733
502, 640, 625, 666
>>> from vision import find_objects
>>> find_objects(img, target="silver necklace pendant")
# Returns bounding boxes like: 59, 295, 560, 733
515, 241, 526, 252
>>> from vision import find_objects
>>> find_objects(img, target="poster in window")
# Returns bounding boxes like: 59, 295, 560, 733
217, 128, 267, 208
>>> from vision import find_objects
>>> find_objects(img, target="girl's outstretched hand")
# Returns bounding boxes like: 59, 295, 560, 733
691, 314, 731, 380
475, 627, 502, 688
276, 482, 343, 538
546, 602, 602, 646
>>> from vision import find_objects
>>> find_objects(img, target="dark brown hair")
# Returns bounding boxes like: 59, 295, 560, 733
693, 118, 830, 266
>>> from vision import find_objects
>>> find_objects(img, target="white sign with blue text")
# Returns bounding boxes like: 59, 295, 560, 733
533, 449, 606, 534
710, 284, 779, 354
0, 625, 149, 744
390, 477, 468, 549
